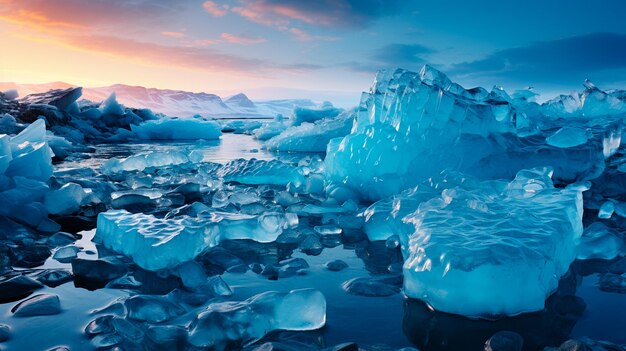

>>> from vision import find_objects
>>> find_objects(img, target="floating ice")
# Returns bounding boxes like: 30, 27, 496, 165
217, 158, 304, 186
253, 120, 287, 141
3, 119, 53, 181
402, 168, 586, 317
131, 118, 222, 140
291, 103, 343, 126
221, 120, 262, 134
101, 149, 204, 175
546, 127, 589, 148
95, 207, 296, 270
44, 182, 85, 215
577, 222, 624, 260
324, 66, 616, 200
11, 294, 61, 317
188, 289, 326, 348
266, 110, 354, 152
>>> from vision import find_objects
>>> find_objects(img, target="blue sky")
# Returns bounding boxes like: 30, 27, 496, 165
1, 0, 625, 106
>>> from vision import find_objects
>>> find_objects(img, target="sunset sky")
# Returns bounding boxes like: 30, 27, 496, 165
1, 0, 626, 106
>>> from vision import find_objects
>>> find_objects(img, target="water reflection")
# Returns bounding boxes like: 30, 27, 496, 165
403, 272, 585, 351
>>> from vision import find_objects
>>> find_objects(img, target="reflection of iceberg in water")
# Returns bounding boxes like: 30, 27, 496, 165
402, 272, 586, 351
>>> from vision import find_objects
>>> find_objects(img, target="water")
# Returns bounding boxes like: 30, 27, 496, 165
1, 133, 625, 350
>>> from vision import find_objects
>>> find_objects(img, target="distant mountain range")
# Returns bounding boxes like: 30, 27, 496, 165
0, 82, 320, 118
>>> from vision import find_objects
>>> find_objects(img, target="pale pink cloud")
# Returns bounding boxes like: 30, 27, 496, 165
161, 31, 185, 38
202, 1, 229, 17
220, 32, 267, 45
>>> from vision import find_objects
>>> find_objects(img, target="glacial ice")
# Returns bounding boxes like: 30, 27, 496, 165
291, 103, 343, 126
324, 66, 620, 201
576, 222, 624, 260
265, 110, 355, 152
101, 149, 204, 175
253, 118, 287, 141
217, 158, 305, 186
3, 119, 53, 181
95, 207, 297, 270
188, 289, 326, 348
131, 118, 222, 140
401, 168, 585, 317
44, 182, 85, 215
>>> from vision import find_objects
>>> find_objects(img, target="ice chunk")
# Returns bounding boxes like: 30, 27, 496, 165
99, 93, 125, 116
101, 149, 204, 175
52, 246, 79, 263
44, 182, 85, 215
577, 222, 624, 260
131, 118, 222, 140
402, 168, 585, 317
0, 275, 43, 300
71, 257, 128, 283
546, 127, 589, 148
4, 119, 54, 181
95, 210, 216, 271
342, 276, 402, 297
188, 289, 326, 348
11, 294, 61, 317
95, 208, 295, 270
217, 158, 304, 186
266, 111, 354, 152
291, 104, 343, 126
221, 120, 262, 134
325, 66, 611, 201
253, 120, 287, 141
125, 295, 184, 323
0, 324, 10, 342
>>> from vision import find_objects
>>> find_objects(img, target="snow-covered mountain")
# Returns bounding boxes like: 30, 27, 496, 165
0, 82, 319, 118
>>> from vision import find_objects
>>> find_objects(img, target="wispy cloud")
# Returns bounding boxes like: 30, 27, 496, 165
0, 0, 320, 75
229, 0, 405, 28
220, 32, 267, 44
202, 1, 229, 17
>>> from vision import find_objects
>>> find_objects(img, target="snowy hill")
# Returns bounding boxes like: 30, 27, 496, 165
0, 82, 319, 118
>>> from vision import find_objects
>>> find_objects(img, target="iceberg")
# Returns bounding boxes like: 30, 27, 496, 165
291, 103, 343, 126
324, 66, 617, 201
188, 289, 326, 348
265, 110, 354, 152
401, 168, 586, 317
131, 118, 222, 140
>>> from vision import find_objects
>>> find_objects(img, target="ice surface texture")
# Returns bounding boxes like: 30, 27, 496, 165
401, 168, 586, 317
130, 118, 222, 140
0, 119, 55, 228
266, 110, 354, 152
95, 207, 295, 270
188, 289, 326, 348
324, 66, 620, 201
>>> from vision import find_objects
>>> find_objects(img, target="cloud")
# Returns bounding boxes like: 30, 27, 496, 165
0, 0, 321, 75
450, 32, 626, 86
202, 1, 229, 17
220, 33, 267, 44
161, 31, 185, 38
371, 43, 433, 65
231, 0, 405, 28
0, 0, 180, 33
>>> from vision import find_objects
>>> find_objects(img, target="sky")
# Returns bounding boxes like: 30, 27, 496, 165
1, 0, 626, 107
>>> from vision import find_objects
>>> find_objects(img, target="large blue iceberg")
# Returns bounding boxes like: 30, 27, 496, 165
324, 66, 621, 201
